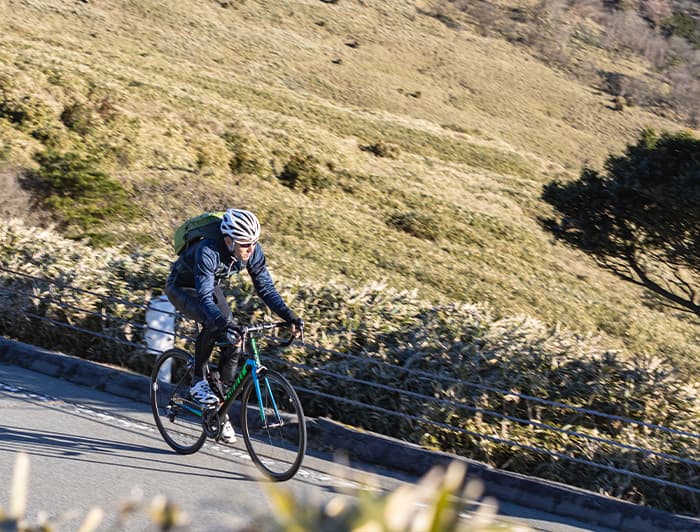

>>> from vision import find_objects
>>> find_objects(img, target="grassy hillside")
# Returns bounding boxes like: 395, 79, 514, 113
0, 0, 698, 373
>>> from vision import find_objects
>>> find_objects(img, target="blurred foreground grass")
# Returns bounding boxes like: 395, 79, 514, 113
1, 453, 519, 532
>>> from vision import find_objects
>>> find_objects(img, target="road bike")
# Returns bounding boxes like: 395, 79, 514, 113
150, 321, 306, 481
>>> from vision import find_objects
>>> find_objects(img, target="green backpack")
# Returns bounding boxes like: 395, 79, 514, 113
173, 211, 225, 255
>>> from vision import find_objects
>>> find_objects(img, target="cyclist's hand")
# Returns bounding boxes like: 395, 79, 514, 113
289, 317, 304, 339
226, 324, 243, 347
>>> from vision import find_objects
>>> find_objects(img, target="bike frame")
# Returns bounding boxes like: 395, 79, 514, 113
213, 324, 291, 427
218, 336, 278, 422
152, 320, 305, 479
175, 322, 291, 426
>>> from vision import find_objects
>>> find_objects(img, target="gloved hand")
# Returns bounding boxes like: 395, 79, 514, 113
288, 316, 304, 339
225, 323, 244, 346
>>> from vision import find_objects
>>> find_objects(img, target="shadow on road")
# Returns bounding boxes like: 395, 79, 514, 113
0, 423, 249, 482
0, 395, 384, 493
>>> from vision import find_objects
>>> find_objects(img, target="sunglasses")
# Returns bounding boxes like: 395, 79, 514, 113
238, 241, 257, 249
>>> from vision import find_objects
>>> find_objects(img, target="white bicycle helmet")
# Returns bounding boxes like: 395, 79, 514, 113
220, 209, 261, 243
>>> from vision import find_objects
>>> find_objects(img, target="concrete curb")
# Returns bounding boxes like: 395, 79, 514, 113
1, 337, 698, 531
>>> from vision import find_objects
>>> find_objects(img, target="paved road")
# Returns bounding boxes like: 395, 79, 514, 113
0, 364, 413, 530
0, 363, 618, 532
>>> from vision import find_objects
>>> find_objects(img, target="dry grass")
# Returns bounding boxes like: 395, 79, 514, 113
0, 1, 698, 373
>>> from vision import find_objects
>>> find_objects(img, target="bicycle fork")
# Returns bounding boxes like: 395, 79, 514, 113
249, 360, 283, 427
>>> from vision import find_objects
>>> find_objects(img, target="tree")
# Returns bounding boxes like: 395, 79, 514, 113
541, 129, 700, 315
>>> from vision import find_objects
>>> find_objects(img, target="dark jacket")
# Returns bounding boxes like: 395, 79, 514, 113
167, 236, 295, 328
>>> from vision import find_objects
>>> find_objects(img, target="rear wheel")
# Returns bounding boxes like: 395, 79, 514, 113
240, 369, 306, 481
151, 349, 207, 454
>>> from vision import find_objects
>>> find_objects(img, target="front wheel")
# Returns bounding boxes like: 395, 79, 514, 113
241, 369, 306, 481
151, 349, 207, 454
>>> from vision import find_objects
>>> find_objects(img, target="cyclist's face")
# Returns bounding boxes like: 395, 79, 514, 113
234, 240, 256, 262
224, 236, 256, 262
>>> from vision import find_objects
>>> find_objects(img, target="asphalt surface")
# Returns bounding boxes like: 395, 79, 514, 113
1, 363, 612, 532
0, 339, 700, 531
0, 365, 419, 531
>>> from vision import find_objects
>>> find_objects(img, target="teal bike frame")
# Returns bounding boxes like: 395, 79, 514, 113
174, 321, 295, 432
220, 337, 281, 423
192, 325, 290, 430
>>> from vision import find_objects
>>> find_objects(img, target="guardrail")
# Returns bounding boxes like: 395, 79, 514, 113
1, 265, 698, 511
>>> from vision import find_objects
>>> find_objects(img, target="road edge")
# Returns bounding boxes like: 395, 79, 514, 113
1, 337, 698, 532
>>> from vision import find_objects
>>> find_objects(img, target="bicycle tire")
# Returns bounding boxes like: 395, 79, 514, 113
240, 368, 306, 481
150, 348, 207, 454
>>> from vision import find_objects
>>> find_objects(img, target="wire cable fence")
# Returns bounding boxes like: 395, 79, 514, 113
1, 265, 698, 510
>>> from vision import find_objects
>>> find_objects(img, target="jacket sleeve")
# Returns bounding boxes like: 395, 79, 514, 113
247, 245, 296, 322
194, 243, 229, 329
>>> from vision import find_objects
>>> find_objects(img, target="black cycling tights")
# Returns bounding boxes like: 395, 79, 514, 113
164, 283, 234, 384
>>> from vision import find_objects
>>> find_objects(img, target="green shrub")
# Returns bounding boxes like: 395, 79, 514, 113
360, 139, 400, 159
0, 220, 168, 369
0, 74, 60, 143
191, 135, 230, 176
278, 153, 332, 193
662, 13, 700, 47
33, 149, 139, 240
60, 101, 95, 135
0, 91, 62, 146
387, 210, 444, 241
221, 130, 268, 176
0, 79, 33, 127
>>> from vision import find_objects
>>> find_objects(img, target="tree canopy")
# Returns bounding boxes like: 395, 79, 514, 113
542, 129, 699, 315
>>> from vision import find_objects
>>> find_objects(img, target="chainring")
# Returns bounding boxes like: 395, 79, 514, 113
202, 408, 222, 439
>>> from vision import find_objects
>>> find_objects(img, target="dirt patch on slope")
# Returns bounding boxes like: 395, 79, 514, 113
0, 169, 45, 223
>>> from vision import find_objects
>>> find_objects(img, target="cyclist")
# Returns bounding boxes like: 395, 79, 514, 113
165, 208, 302, 443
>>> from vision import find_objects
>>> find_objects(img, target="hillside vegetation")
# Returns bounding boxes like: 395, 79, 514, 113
1, 0, 698, 368
1, 0, 699, 514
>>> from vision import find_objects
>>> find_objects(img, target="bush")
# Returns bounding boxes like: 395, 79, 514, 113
0, 85, 61, 146
0, 220, 168, 370
278, 153, 332, 193
360, 140, 399, 159
190, 135, 231, 176
221, 129, 268, 176
60, 101, 95, 135
387, 210, 444, 241
32, 149, 139, 242
662, 13, 700, 47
